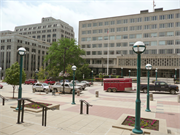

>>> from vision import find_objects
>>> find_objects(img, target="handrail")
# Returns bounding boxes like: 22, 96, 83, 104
0, 94, 8, 106
17, 98, 53, 126
80, 100, 93, 115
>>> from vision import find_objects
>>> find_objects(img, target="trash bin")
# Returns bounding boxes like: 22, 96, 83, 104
150, 93, 153, 101
46, 90, 49, 94
52, 89, 55, 95
77, 90, 80, 96
178, 94, 180, 103
33, 89, 35, 93
95, 91, 99, 97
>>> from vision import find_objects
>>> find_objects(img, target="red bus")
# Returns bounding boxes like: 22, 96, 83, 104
103, 78, 132, 92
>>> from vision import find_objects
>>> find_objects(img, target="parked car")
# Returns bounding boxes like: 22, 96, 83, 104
25, 79, 37, 85
59, 79, 69, 84
44, 79, 55, 85
140, 81, 179, 94
81, 81, 91, 87
70, 80, 86, 90
0, 84, 3, 89
52, 82, 81, 94
32, 83, 51, 93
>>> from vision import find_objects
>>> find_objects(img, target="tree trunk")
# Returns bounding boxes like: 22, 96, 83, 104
13, 85, 15, 98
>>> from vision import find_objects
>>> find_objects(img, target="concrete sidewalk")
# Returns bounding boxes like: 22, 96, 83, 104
0, 82, 180, 135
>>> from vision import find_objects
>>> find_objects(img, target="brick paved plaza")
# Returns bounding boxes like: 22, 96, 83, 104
0, 81, 180, 135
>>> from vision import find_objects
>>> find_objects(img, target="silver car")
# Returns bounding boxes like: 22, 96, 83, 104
32, 83, 50, 93
71, 80, 86, 90
52, 82, 81, 94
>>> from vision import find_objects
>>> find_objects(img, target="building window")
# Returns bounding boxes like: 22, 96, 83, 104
175, 49, 180, 53
97, 51, 102, 55
116, 43, 121, 47
137, 17, 142, 22
87, 23, 91, 27
38, 26, 41, 29
167, 23, 174, 28
87, 44, 91, 48
123, 19, 128, 23
7, 45, 11, 50
136, 34, 142, 38
144, 33, 150, 38
53, 34, 56, 37
104, 44, 108, 47
151, 24, 157, 29
116, 50, 121, 54
87, 37, 91, 41
151, 16, 157, 21
92, 51, 96, 55
82, 24, 86, 28
109, 51, 114, 55
129, 42, 135, 46
110, 36, 115, 40
159, 23, 165, 28
122, 42, 127, 47
159, 41, 166, 45
110, 28, 115, 32
82, 45, 86, 48
151, 41, 157, 46
123, 27, 128, 31
98, 44, 102, 48
116, 35, 121, 39
37, 35, 40, 39
104, 51, 107, 55
92, 44, 96, 48
87, 30, 91, 34
110, 43, 114, 47
167, 40, 174, 45
104, 29, 108, 33
175, 31, 180, 36
47, 34, 51, 37
93, 23, 97, 27
130, 26, 135, 31
167, 32, 174, 36
117, 27, 121, 32
99, 22, 103, 26
98, 37, 102, 40
92, 37, 97, 41
104, 21, 109, 25
159, 49, 165, 54
117, 20, 121, 24
175, 40, 180, 45
159, 32, 166, 37
99, 29, 103, 33
93, 30, 97, 34
130, 18, 135, 23
144, 17, 150, 21
159, 15, 165, 20
144, 25, 150, 30
167, 49, 173, 54
129, 34, 135, 39
144, 41, 150, 46
122, 35, 128, 39
176, 22, 180, 27
167, 14, 174, 19
104, 36, 108, 40
111, 21, 115, 25
82, 31, 86, 34
122, 50, 127, 55
86, 51, 90, 55
137, 26, 142, 30
151, 33, 157, 37
81, 38, 86, 41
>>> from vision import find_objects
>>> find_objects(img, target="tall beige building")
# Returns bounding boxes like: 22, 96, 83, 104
79, 8, 180, 78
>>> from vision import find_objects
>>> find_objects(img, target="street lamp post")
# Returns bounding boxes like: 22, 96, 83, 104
101, 57, 103, 86
155, 68, 158, 81
35, 69, 38, 80
16, 47, 26, 110
91, 70, 93, 85
71, 65, 77, 105
132, 41, 146, 134
175, 68, 177, 80
145, 64, 152, 112
0, 67, 2, 80
129, 70, 131, 78
121, 67, 123, 77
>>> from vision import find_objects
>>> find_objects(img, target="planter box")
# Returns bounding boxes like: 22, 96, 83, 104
112, 114, 167, 135
11, 101, 60, 113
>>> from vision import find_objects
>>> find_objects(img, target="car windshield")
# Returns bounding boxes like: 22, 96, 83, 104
43, 83, 48, 86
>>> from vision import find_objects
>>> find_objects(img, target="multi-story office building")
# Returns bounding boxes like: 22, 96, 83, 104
15, 17, 74, 43
0, 17, 75, 79
0, 31, 50, 78
79, 8, 180, 78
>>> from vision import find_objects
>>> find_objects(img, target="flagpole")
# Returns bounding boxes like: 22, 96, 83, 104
107, 29, 109, 75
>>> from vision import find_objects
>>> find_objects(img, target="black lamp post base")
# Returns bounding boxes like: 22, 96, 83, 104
145, 109, 151, 112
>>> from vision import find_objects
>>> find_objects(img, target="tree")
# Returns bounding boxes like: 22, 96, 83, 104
44, 38, 85, 93
37, 66, 46, 80
4, 62, 26, 98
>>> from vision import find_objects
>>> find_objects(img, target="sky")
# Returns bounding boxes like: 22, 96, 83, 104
0, 0, 179, 41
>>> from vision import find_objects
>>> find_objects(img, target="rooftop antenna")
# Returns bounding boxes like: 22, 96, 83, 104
153, 0, 156, 12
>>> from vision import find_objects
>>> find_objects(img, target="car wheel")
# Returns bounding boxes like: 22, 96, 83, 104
112, 88, 117, 92
170, 89, 176, 94
107, 88, 111, 92
143, 89, 147, 93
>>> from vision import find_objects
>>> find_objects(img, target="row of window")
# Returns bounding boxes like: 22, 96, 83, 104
17, 40, 49, 49
81, 31, 180, 41
82, 13, 180, 28
81, 39, 180, 48
86, 49, 180, 55
16, 24, 58, 31
81, 22, 180, 35
18, 29, 57, 35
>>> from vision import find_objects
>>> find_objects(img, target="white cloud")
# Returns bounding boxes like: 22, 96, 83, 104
0, 0, 179, 42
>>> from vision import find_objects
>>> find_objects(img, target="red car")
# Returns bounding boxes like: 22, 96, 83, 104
0, 84, 3, 89
25, 79, 37, 85
44, 79, 55, 85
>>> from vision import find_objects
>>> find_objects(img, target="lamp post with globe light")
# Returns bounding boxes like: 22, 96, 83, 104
145, 64, 152, 112
129, 70, 131, 78
91, 70, 93, 85
121, 67, 123, 77
35, 69, 38, 81
71, 65, 77, 105
132, 41, 146, 134
16, 47, 26, 110
155, 68, 158, 81
175, 68, 177, 80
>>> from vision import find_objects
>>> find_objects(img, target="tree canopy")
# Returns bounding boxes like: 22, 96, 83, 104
4, 62, 26, 98
44, 38, 85, 77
